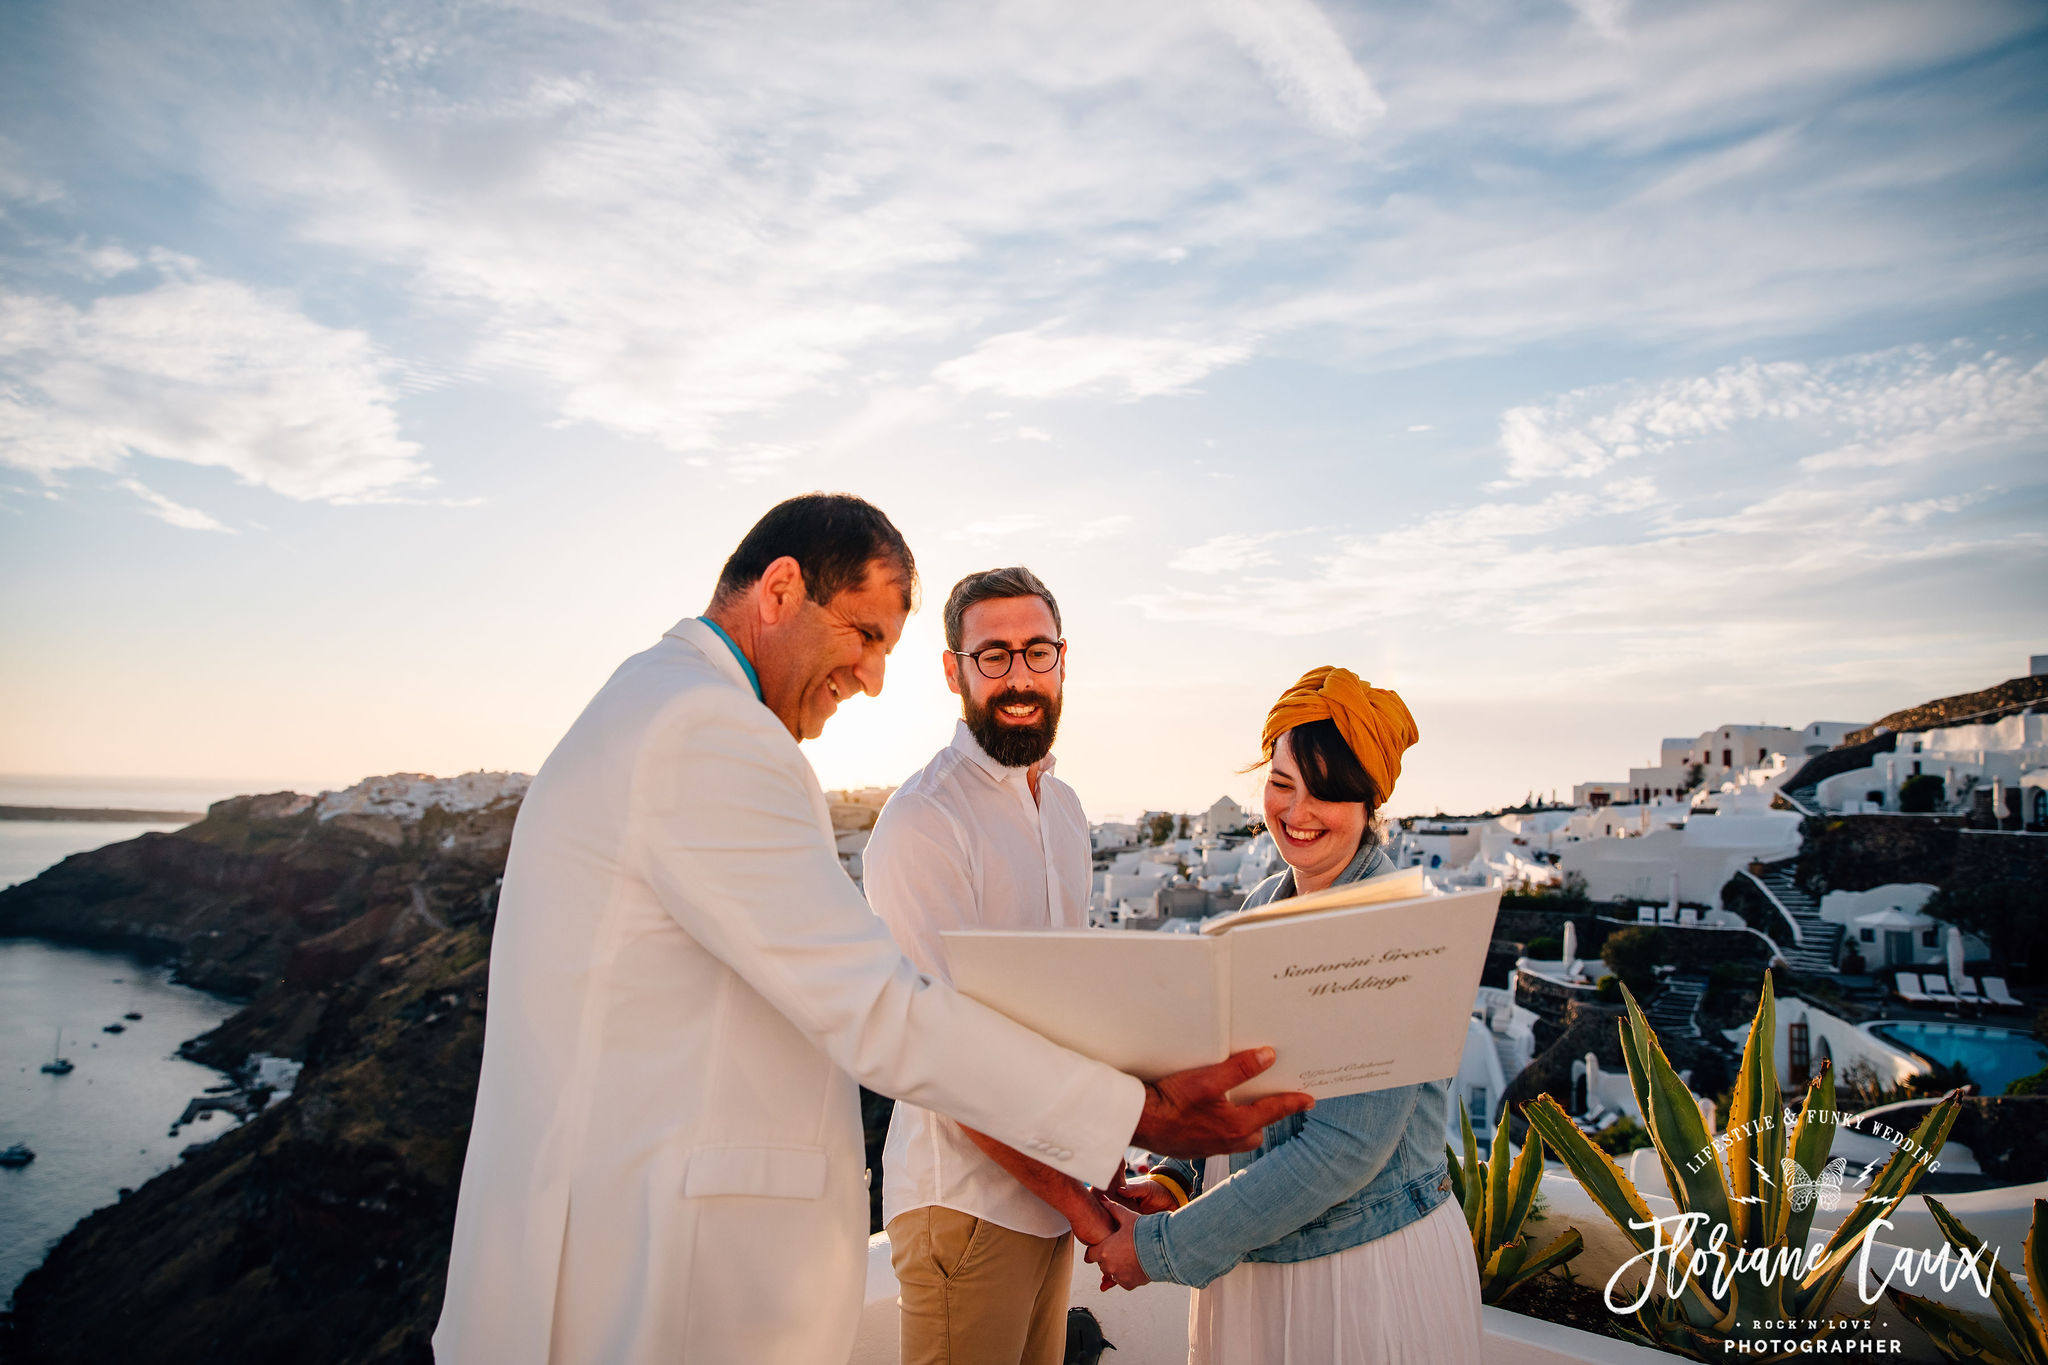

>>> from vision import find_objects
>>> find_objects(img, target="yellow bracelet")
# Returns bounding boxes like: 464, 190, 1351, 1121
1144, 1170, 1191, 1209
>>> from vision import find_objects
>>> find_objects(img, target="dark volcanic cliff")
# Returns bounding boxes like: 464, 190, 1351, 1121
0, 781, 518, 1365
1, 776, 901, 1364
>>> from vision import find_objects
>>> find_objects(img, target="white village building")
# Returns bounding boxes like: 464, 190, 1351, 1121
1810, 711, 2048, 818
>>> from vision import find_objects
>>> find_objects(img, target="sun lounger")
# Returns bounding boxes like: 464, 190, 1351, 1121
1984, 977, 2025, 1010
1893, 972, 1933, 1004
1921, 976, 1959, 1007
1637, 905, 1656, 924
1956, 976, 1986, 1007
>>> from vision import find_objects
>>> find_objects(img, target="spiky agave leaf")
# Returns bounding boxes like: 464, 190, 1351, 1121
1782, 1060, 1839, 1256
1925, 1197, 2046, 1365
1522, 1094, 1658, 1255
1620, 984, 1734, 1238
1486, 1110, 1516, 1255
1445, 1099, 1471, 1216
2024, 1200, 2048, 1365
1617, 985, 1741, 1337
1522, 1091, 1737, 1330
1483, 1236, 1529, 1303
1892, 1197, 2048, 1365
1801, 1092, 1961, 1314
1460, 1098, 1484, 1238
1724, 976, 1784, 1247
1499, 1228, 1586, 1302
1890, 1292, 2027, 1365
1499, 1121, 1547, 1248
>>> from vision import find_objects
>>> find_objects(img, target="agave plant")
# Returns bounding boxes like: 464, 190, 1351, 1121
1889, 1197, 2048, 1363
1523, 974, 1961, 1359
1445, 1098, 1583, 1303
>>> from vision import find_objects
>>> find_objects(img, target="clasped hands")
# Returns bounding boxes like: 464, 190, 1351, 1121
1069, 1047, 1309, 1293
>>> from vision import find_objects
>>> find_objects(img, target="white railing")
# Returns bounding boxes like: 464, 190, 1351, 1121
1739, 867, 1807, 947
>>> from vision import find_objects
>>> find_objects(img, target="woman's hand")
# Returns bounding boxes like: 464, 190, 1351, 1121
1083, 1202, 1151, 1291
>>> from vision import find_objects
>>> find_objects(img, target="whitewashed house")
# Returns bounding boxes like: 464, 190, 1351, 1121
1192, 794, 1250, 836
1559, 786, 1801, 904
1813, 711, 2048, 814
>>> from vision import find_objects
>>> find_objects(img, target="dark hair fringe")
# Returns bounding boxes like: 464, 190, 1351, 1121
712, 493, 917, 610
942, 566, 1062, 652
1277, 719, 1380, 810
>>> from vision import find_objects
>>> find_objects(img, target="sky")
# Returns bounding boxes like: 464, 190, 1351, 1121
1, 0, 2044, 820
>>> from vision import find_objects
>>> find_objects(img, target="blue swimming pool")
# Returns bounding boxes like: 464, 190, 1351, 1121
1871, 1021, 2048, 1094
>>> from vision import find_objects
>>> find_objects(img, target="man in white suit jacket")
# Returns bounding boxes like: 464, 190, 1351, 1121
435, 494, 1308, 1365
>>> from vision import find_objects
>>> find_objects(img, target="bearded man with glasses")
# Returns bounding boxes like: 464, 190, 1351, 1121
865, 566, 1113, 1365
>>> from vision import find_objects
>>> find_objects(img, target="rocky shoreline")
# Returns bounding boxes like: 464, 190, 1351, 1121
0, 778, 519, 1364
0, 769, 910, 1364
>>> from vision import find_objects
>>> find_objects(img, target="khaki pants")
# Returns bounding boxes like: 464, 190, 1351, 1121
888, 1207, 1074, 1365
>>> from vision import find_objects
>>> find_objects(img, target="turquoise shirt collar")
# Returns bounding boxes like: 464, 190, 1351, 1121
696, 616, 763, 702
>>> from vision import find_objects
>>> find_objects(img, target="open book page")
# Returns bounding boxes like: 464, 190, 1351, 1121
942, 929, 1231, 1081
1222, 887, 1500, 1100
945, 885, 1499, 1103
1199, 865, 1431, 935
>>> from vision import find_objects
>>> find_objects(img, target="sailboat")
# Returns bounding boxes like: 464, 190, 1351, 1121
40, 1027, 74, 1076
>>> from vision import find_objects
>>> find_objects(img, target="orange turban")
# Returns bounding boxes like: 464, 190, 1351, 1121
1260, 666, 1419, 803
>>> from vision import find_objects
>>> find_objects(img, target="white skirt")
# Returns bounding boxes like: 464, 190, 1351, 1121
1187, 1195, 1482, 1365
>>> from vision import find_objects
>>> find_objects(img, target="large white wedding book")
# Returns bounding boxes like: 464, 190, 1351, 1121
942, 871, 1502, 1101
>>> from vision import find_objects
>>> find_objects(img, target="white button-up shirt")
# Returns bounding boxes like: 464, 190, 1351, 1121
867, 719, 1093, 1238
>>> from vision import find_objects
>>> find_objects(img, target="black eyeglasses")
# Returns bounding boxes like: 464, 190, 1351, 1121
950, 640, 1065, 679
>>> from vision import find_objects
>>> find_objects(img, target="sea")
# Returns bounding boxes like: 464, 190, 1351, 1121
0, 775, 327, 1307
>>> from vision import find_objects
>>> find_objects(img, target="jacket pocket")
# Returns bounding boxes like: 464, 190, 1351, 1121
681, 1144, 829, 1200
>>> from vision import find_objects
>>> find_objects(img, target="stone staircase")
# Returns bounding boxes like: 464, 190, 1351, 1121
1646, 973, 1708, 1041
1779, 775, 1823, 815
1748, 863, 1842, 975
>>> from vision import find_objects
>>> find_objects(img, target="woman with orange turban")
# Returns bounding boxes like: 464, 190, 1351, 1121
1086, 668, 1483, 1365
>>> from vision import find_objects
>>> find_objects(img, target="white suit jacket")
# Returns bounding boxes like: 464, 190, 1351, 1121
434, 619, 1141, 1365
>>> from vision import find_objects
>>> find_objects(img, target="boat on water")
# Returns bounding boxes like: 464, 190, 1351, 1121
103, 1022, 126, 1033
40, 1027, 75, 1076
124, 1011, 143, 1020
0, 1143, 34, 1168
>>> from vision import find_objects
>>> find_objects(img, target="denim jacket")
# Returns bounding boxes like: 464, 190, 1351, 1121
1131, 841, 1454, 1289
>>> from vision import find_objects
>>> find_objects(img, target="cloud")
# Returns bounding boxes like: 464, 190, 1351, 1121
117, 477, 231, 531
1206, 0, 1384, 137
0, 134, 65, 207
1130, 344, 2047, 662
10, 0, 2045, 470
1565, 0, 1631, 42
945, 513, 1045, 542
1169, 531, 1284, 574
1054, 514, 1133, 543
1494, 347, 2048, 485
934, 323, 1251, 400
0, 258, 426, 502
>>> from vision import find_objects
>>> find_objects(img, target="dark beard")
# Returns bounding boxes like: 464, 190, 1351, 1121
964, 686, 1062, 768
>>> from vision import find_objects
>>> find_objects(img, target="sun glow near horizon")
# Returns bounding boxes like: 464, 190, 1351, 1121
1, 1, 2043, 817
